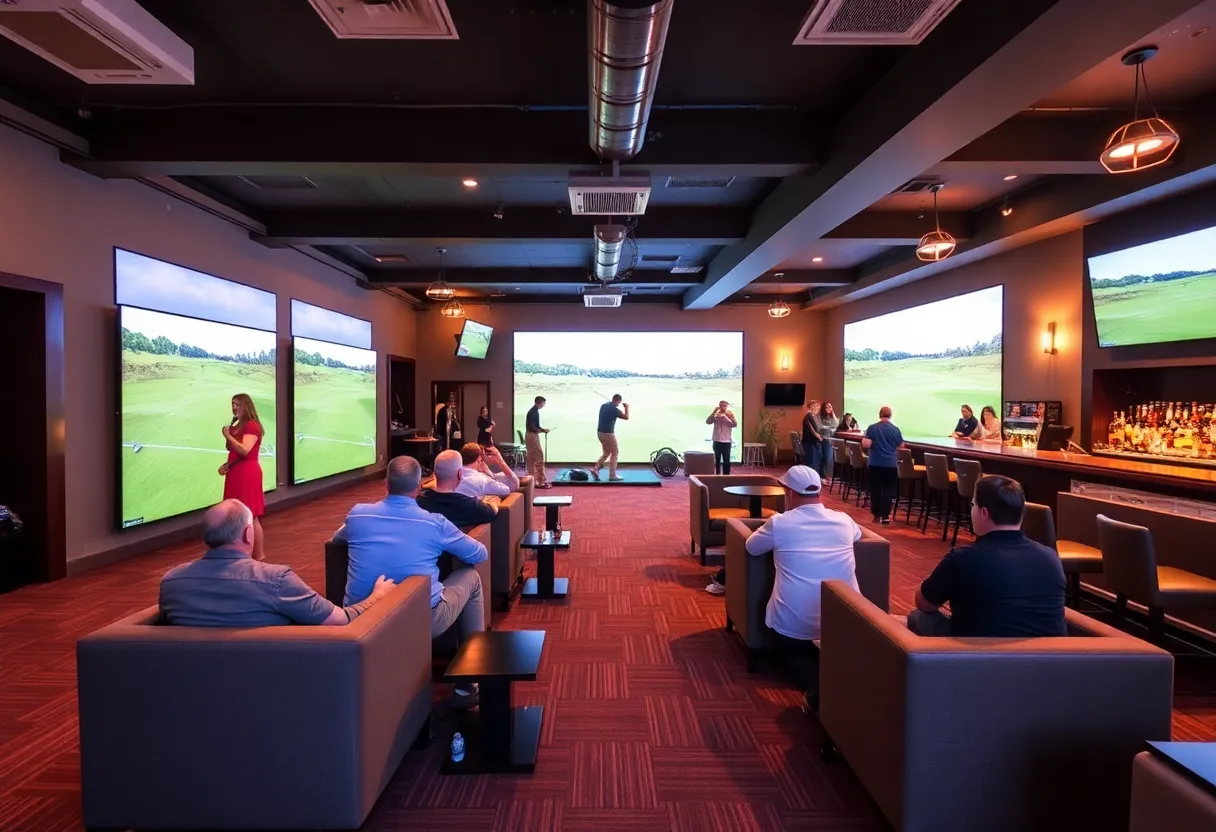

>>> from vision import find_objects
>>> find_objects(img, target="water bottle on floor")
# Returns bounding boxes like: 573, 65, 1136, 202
451, 732, 465, 763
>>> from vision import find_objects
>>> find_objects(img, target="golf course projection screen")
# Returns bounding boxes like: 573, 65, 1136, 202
1088, 223, 1216, 347
291, 300, 377, 484
844, 286, 1003, 438
514, 331, 743, 463
116, 249, 277, 528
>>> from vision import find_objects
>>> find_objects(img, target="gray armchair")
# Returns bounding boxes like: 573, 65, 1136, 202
688, 473, 784, 565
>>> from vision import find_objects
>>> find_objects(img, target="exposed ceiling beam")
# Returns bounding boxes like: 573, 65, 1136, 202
254, 206, 749, 247
749, 270, 855, 287
62, 107, 825, 178
682, 0, 1209, 310
824, 211, 972, 245
363, 267, 854, 290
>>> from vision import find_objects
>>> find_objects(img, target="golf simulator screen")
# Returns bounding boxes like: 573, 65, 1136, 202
513, 331, 743, 463
116, 249, 277, 528
844, 286, 1003, 438
1088, 223, 1216, 348
291, 300, 377, 484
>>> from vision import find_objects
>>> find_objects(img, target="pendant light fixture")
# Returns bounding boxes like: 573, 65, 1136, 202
1100, 46, 1180, 174
916, 184, 956, 262
440, 299, 465, 319
767, 275, 791, 319
425, 247, 456, 301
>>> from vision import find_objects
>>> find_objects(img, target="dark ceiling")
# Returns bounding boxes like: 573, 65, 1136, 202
1, 0, 1215, 308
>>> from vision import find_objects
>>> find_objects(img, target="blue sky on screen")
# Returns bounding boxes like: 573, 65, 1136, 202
515, 331, 742, 374
1088, 225, 1216, 282
291, 299, 372, 348
122, 307, 277, 355
115, 249, 276, 331
295, 336, 375, 368
844, 286, 1003, 355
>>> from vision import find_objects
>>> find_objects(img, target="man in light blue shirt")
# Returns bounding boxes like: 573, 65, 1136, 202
334, 456, 487, 704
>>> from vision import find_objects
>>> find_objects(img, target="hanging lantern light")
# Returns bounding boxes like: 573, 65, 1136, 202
1100, 46, 1180, 174
425, 247, 456, 301
916, 183, 956, 262
440, 299, 465, 319
767, 299, 791, 319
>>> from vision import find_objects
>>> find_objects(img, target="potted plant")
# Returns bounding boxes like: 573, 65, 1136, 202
753, 408, 784, 464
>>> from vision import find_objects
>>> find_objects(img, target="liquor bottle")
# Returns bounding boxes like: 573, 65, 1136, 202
1107, 412, 1121, 448
1166, 401, 1174, 423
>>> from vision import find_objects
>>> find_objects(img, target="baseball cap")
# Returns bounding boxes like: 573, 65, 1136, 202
778, 465, 822, 495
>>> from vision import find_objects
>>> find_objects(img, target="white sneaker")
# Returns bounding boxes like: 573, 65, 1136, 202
705, 580, 725, 596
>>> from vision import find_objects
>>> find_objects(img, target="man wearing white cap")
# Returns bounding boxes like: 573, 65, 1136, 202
706, 465, 861, 709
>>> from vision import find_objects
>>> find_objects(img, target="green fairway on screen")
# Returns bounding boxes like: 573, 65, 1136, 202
844, 286, 1003, 439
1088, 224, 1216, 348
120, 307, 277, 527
514, 332, 743, 464
456, 320, 493, 359
292, 336, 377, 483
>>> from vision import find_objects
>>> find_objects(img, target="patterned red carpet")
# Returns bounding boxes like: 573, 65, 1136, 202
2, 468, 1215, 831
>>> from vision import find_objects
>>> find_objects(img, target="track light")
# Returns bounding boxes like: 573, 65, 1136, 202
1100, 46, 1180, 174
425, 248, 456, 301
916, 184, 956, 262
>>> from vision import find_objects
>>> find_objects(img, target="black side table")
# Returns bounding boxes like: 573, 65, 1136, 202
520, 530, 571, 599
533, 495, 572, 532
442, 630, 545, 774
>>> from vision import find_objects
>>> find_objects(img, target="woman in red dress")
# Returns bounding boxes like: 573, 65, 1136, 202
219, 392, 266, 561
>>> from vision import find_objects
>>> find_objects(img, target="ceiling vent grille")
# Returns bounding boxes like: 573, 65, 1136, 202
568, 174, 651, 216
665, 175, 735, 189
583, 285, 623, 308
793, 0, 961, 45
669, 264, 704, 275
307, 0, 458, 40
237, 175, 319, 191
0, 0, 193, 85
641, 254, 679, 263
891, 177, 942, 195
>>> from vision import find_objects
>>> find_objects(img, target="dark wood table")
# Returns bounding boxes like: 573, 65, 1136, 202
442, 630, 545, 774
723, 484, 784, 518
520, 530, 571, 599
396, 436, 439, 473
533, 495, 572, 531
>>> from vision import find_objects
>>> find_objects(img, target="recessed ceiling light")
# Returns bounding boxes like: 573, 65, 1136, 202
811, 257, 823, 263
1003, 175, 1018, 181
462, 178, 479, 188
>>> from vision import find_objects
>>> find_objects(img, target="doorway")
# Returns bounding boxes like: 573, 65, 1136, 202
431, 380, 493, 445
387, 355, 416, 462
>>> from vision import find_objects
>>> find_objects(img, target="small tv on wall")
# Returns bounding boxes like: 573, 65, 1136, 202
764, 383, 806, 407
455, 319, 493, 359
1088, 223, 1216, 348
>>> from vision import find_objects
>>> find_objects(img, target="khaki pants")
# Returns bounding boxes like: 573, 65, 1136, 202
525, 432, 547, 485
596, 431, 619, 477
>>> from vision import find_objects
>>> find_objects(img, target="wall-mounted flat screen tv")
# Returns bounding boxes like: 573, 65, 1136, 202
764, 383, 806, 407
456, 319, 493, 359
1088, 224, 1216, 347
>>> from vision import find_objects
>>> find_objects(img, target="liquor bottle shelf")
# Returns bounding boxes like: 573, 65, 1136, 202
1091, 448, 1216, 472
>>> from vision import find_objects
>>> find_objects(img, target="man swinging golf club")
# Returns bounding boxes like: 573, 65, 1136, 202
593, 394, 629, 481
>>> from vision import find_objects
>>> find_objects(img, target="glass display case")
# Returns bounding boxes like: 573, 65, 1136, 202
1002, 400, 1062, 448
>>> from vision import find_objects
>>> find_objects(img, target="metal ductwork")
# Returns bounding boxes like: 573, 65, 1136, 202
593, 224, 627, 281
587, 0, 673, 161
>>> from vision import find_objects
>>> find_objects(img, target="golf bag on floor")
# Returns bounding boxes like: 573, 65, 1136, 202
650, 447, 682, 478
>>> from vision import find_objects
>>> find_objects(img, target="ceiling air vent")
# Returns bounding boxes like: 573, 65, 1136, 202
583, 285, 623, 308
669, 264, 704, 275
641, 254, 679, 263
0, 0, 193, 85
664, 175, 735, 189
237, 175, 319, 191
891, 177, 942, 195
568, 174, 651, 216
793, 0, 962, 46
308, 0, 458, 39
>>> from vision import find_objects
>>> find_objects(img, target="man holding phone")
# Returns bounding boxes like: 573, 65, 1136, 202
593, 394, 629, 481
707, 400, 737, 474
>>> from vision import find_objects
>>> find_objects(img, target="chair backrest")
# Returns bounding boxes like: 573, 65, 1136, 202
832, 438, 849, 464
789, 430, 803, 457
896, 449, 920, 479
924, 453, 952, 490
846, 441, 866, 467
1097, 513, 1160, 602
954, 458, 983, 498
517, 429, 525, 444
1021, 502, 1058, 549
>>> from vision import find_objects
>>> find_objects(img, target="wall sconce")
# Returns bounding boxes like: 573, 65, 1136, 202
780, 353, 790, 371
1042, 321, 1058, 355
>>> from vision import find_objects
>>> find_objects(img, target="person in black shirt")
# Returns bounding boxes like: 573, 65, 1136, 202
593, 394, 629, 481
949, 404, 979, 439
908, 474, 1067, 638
476, 406, 495, 446
417, 450, 498, 528
524, 396, 551, 489
435, 393, 461, 452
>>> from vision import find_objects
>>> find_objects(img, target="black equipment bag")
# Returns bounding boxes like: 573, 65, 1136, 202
650, 447, 682, 478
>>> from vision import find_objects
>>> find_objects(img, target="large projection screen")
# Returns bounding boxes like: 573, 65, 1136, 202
514, 331, 744, 463
844, 286, 1003, 438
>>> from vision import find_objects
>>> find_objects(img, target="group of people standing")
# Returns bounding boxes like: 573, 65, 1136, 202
800, 400, 860, 478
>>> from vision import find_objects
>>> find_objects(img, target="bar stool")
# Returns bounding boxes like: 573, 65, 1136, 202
947, 459, 983, 545
894, 448, 925, 525
1097, 513, 1216, 643
743, 442, 766, 467
789, 431, 804, 465
830, 438, 849, 496
918, 453, 956, 534
1022, 502, 1103, 608
845, 441, 869, 508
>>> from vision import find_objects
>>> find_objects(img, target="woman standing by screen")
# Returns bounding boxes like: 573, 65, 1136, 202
477, 405, 495, 446
219, 393, 266, 561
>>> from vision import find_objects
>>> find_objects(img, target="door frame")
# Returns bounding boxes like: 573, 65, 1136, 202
431, 379, 493, 434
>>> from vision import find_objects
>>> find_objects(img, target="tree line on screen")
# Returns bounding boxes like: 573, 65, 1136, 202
514, 360, 742, 380
294, 348, 374, 373
121, 327, 275, 365
1093, 269, 1213, 288
845, 333, 1001, 363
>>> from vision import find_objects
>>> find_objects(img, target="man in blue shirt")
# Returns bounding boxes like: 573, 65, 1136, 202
909, 474, 1067, 638
334, 456, 488, 704
593, 394, 629, 481
861, 405, 904, 524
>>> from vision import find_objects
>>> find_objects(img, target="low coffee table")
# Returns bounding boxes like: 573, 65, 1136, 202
533, 494, 573, 532
520, 530, 571, 599
442, 630, 545, 774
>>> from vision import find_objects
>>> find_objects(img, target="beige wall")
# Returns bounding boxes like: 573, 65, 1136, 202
414, 303, 825, 457
822, 232, 1085, 428
0, 125, 416, 562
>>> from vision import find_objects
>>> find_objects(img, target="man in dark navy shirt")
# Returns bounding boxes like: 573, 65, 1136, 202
908, 474, 1067, 638
524, 395, 550, 488
417, 449, 498, 529
593, 394, 629, 481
